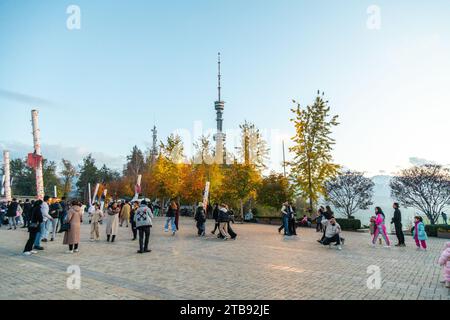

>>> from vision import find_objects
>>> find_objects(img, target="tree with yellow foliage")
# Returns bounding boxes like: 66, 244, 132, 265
221, 163, 261, 219
289, 91, 340, 211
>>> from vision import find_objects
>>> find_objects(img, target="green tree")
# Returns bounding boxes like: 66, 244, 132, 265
42, 160, 64, 197
123, 146, 145, 178
257, 173, 294, 209
76, 154, 99, 202
60, 159, 77, 197
289, 91, 340, 210
99, 164, 120, 184
9, 158, 35, 196
236, 121, 269, 170
222, 164, 261, 219
160, 134, 185, 164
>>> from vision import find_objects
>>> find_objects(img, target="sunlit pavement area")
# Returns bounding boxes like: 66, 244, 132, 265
0, 217, 448, 300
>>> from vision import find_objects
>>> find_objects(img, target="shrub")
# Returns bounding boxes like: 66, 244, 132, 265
425, 224, 450, 237
253, 205, 279, 218
336, 218, 361, 231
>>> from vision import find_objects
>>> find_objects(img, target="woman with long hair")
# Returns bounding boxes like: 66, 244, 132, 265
23, 200, 43, 255
63, 200, 83, 253
372, 207, 391, 248
106, 202, 120, 242
164, 200, 177, 236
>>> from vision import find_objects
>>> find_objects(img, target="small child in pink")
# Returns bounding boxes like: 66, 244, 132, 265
438, 242, 450, 288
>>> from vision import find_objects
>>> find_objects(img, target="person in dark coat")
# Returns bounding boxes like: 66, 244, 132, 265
164, 200, 178, 235
130, 201, 139, 241
6, 198, 19, 230
211, 204, 220, 234
391, 203, 405, 247
288, 202, 297, 236
23, 200, 43, 255
194, 202, 206, 236
226, 208, 237, 240
21, 199, 32, 228
58, 197, 68, 233
175, 201, 180, 231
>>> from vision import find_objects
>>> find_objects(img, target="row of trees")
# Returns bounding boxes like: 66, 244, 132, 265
4, 92, 449, 224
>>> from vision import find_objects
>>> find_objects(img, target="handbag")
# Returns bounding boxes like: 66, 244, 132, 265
60, 222, 71, 232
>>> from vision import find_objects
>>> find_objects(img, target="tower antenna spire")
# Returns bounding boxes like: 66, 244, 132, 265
218, 52, 221, 101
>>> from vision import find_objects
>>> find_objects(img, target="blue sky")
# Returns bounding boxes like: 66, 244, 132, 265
1, 0, 449, 175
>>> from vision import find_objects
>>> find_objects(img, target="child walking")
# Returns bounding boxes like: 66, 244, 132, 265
372, 207, 390, 248
412, 216, 428, 250
438, 242, 450, 288
369, 216, 382, 245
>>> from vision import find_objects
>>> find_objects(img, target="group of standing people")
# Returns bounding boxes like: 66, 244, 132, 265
278, 202, 297, 236
210, 203, 237, 240
369, 203, 429, 250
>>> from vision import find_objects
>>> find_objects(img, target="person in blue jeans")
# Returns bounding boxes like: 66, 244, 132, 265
164, 200, 177, 235
281, 202, 291, 236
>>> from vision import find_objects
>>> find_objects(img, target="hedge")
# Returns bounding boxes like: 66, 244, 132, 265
336, 218, 361, 231
424, 224, 450, 237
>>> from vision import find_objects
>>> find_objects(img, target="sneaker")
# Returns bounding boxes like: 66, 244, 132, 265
172, 231, 176, 236
337, 245, 342, 250
50, 238, 54, 242
223, 237, 228, 241
74, 249, 79, 253
33, 246, 44, 250
23, 251, 32, 256
41, 238, 48, 243
144, 249, 152, 253
90, 239, 95, 242
31, 250, 38, 254
384, 245, 391, 248
137, 250, 143, 254
66, 250, 74, 254
164, 229, 169, 233
400, 244, 406, 247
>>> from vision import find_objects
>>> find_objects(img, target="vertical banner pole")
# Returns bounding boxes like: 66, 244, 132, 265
31, 110, 45, 200
3, 151, 12, 201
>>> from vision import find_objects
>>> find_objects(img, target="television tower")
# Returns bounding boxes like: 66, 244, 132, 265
214, 52, 226, 164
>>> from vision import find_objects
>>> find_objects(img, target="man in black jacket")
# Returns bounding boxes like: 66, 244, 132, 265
6, 199, 19, 230
22, 199, 32, 228
391, 203, 405, 247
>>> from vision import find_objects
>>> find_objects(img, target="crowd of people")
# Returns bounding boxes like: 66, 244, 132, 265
0, 196, 240, 256
1, 196, 449, 288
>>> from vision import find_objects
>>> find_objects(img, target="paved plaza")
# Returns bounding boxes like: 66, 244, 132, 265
0, 217, 448, 300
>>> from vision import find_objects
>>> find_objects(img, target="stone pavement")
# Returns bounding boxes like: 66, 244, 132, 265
0, 217, 448, 300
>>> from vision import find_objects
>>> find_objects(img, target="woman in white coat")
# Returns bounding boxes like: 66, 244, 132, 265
106, 202, 120, 242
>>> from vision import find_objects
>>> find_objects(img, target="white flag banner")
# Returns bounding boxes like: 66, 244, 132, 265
202, 181, 210, 209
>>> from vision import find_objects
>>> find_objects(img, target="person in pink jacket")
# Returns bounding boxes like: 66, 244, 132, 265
371, 207, 391, 248
438, 242, 450, 288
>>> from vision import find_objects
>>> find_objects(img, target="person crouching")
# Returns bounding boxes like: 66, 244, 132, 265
322, 217, 343, 250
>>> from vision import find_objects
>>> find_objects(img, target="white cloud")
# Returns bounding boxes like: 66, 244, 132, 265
409, 157, 438, 166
